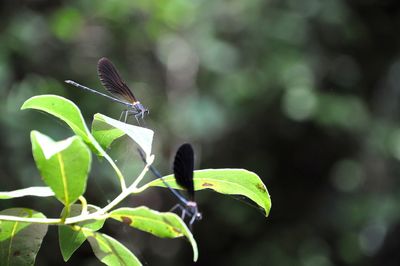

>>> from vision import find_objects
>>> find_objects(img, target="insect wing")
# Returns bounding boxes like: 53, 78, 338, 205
173, 143, 195, 199
97, 57, 137, 103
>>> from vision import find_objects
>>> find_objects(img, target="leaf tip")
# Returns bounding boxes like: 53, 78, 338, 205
20, 98, 33, 110
264, 196, 272, 217
193, 252, 199, 262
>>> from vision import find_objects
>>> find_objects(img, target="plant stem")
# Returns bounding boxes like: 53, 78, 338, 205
0, 159, 152, 225
78, 196, 88, 215
87, 132, 126, 191
103, 152, 126, 191
131, 154, 154, 189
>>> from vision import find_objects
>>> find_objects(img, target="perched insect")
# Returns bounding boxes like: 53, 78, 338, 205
138, 143, 202, 229
65, 57, 148, 124
170, 143, 202, 227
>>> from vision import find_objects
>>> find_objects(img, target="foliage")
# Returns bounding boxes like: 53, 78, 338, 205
1, 0, 399, 265
0, 95, 270, 265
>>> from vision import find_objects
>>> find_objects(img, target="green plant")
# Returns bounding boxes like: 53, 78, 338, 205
0, 95, 271, 265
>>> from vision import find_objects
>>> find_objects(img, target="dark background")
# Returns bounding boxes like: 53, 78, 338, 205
1, 0, 400, 265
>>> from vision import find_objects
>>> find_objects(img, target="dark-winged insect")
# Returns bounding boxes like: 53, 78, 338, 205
65, 57, 148, 124
138, 143, 201, 229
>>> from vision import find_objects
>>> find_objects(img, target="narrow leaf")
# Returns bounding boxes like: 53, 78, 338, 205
0, 208, 48, 265
92, 113, 154, 156
0, 186, 54, 199
59, 205, 105, 261
31, 131, 91, 206
83, 230, 142, 266
110, 206, 198, 261
142, 169, 271, 216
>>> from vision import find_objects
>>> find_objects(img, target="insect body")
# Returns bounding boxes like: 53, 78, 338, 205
65, 57, 148, 124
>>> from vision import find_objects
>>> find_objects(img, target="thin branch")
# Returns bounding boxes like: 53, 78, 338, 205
79, 196, 88, 215
0, 158, 152, 225
103, 150, 126, 191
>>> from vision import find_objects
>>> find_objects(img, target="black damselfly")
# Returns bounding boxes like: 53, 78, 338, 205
138, 144, 201, 229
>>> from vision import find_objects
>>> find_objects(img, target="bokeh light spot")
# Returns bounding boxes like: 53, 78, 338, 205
51, 8, 83, 40
359, 221, 387, 256
331, 159, 363, 192
283, 87, 317, 121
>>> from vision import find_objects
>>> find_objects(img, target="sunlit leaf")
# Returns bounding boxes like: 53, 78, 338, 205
31, 131, 91, 206
110, 206, 198, 261
0, 186, 54, 199
83, 230, 141, 266
92, 113, 154, 156
142, 169, 271, 216
0, 208, 48, 265
21, 95, 103, 155
59, 204, 105, 261
21, 95, 131, 189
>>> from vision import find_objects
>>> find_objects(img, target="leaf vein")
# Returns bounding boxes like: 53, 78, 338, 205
113, 214, 182, 235
57, 153, 69, 205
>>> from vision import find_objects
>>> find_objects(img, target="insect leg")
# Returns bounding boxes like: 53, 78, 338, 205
124, 110, 129, 122
137, 112, 146, 127
169, 203, 182, 213
134, 113, 141, 126
181, 208, 187, 220
189, 210, 197, 229
170, 204, 187, 220
119, 110, 126, 121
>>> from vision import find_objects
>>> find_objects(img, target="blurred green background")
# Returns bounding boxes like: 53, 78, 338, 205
1, 0, 400, 265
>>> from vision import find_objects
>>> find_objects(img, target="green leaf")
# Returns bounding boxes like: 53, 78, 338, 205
83, 230, 142, 266
110, 206, 198, 262
31, 131, 91, 206
21, 95, 129, 190
0, 208, 48, 265
21, 95, 103, 155
59, 204, 105, 261
91, 115, 126, 150
143, 169, 271, 216
0, 186, 54, 199
92, 113, 154, 156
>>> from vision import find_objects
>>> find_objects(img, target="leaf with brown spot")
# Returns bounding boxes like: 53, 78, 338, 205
143, 169, 271, 217
256, 183, 267, 193
0, 208, 48, 265
121, 216, 132, 225
110, 206, 198, 261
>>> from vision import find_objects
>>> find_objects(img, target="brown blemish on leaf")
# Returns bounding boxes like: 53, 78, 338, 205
202, 182, 213, 187
256, 183, 266, 193
121, 216, 132, 225
13, 250, 21, 256
172, 227, 182, 234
